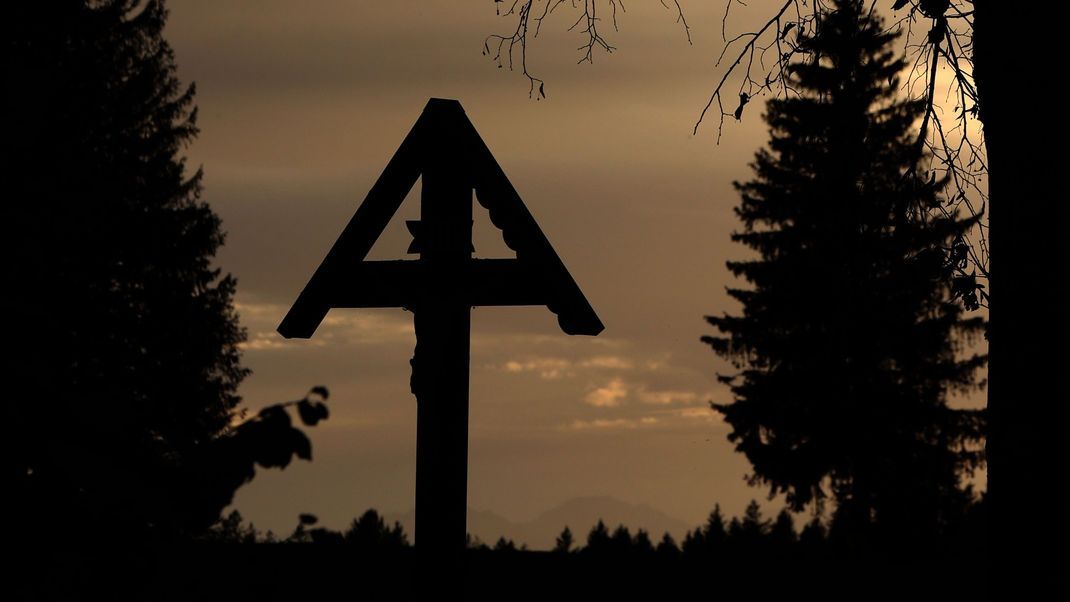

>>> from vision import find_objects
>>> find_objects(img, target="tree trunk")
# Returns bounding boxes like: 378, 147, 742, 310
974, 0, 1063, 590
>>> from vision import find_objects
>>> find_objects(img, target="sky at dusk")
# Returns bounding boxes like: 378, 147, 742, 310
164, 1, 985, 539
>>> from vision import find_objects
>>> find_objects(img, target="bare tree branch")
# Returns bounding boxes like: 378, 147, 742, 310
485, 0, 693, 97
487, 0, 988, 307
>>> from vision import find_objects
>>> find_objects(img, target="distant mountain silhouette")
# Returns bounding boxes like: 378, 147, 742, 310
387, 496, 690, 550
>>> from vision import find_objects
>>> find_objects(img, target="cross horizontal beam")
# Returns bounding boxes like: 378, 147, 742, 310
326, 259, 552, 309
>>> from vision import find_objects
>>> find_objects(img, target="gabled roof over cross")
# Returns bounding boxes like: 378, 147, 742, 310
278, 99, 601, 339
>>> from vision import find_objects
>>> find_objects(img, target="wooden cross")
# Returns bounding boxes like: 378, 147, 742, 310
278, 98, 603, 558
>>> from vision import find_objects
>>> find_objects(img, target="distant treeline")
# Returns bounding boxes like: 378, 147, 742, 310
19, 501, 987, 600
208, 495, 986, 558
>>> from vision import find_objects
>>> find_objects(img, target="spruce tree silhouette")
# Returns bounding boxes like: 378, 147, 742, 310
702, 503, 728, 554
6, 0, 321, 546
769, 509, 797, 548
344, 509, 411, 551
584, 520, 612, 554
702, 0, 987, 545
553, 526, 575, 553
655, 532, 680, 558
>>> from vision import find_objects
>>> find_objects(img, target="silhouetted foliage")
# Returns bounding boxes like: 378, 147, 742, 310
727, 517, 744, 543
467, 533, 490, 550
656, 532, 681, 558
185, 388, 330, 530
680, 528, 704, 556
201, 510, 259, 544
6, 1, 326, 543
769, 509, 798, 553
702, 0, 986, 545
494, 536, 519, 552
186, 502, 985, 600
553, 526, 575, 553
293, 514, 348, 545
633, 529, 655, 555
703, 503, 728, 551
584, 519, 612, 554
739, 500, 769, 541
799, 515, 828, 550
214, 507, 412, 549
344, 509, 410, 551
610, 524, 633, 553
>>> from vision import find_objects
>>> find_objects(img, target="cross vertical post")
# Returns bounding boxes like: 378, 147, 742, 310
411, 102, 473, 561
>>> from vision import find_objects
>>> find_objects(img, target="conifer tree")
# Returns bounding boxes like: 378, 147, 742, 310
585, 520, 612, 553
656, 532, 680, 558
6, 1, 316, 540
680, 528, 704, 557
633, 529, 655, 554
702, 504, 727, 555
769, 509, 797, 548
702, 0, 986, 542
799, 516, 827, 548
554, 526, 575, 553
739, 500, 770, 545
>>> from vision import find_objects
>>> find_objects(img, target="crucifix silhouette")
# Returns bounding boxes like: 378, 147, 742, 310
278, 99, 603, 557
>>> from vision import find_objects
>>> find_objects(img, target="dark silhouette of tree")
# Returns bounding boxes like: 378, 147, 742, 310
280, 509, 411, 547
703, 503, 728, 554
799, 516, 828, 549
736, 500, 769, 551
6, 0, 323, 543
610, 524, 633, 553
680, 527, 704, 556
554, 526, 575, 553
656, 532, 681, 558
493, 536, 519, 552
585, 519, 612, 553
466, 533, 490, 550
633, 529, 655, 554
682, 504, 729, 557
702, 0, 986, 544
201, 510, 260, 543
344, 509, 411, 551
727, 517, 744, 542
769, 509, 797, 548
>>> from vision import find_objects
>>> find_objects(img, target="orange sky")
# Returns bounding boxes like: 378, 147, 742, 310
165, 1, 986, 539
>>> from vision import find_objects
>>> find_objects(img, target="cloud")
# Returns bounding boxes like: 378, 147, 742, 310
645, 358, 668, 371
579, 355, 635, 370
502, 357, 573, 380
637, 388, 699, 405
676, 406, 720, 422
236, 302, 415, 348
584, 378, 630, 407
567, 416, 659, 431
562, 407, 721, 433
240, 332, 288, 351
235, 301, 286, 320
320, 312, 415, 342
496, 354, 640, 381
240, 330, 327, 351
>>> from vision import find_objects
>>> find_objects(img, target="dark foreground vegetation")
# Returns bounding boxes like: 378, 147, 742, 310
15, 503, 986, 600
15, 534, 987, 600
